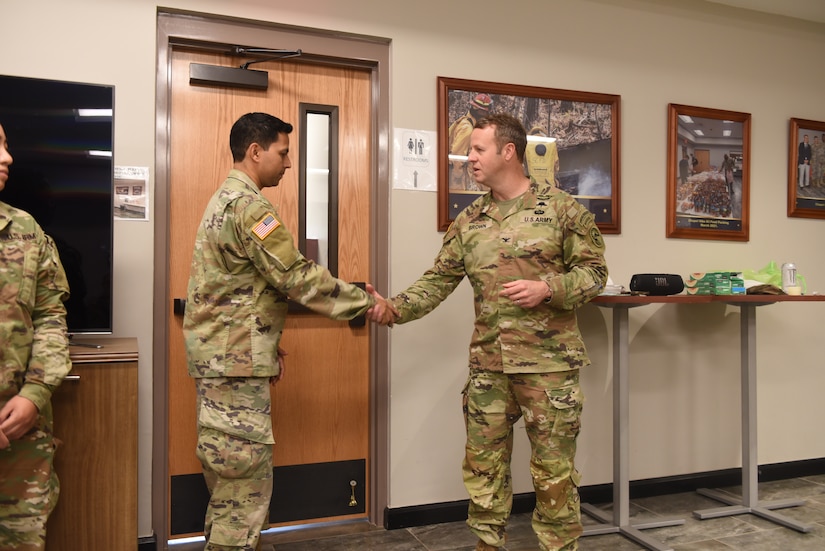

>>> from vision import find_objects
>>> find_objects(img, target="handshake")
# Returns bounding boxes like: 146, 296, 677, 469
365, 283, 400, 326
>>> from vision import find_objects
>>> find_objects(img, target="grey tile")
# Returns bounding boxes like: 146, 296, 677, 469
579, 533, 649, 550
715, 526, 825, 551
265, 519, 382, 546
754, 477, 825, 501
503, 540, 543, 551
499, 512, 538, 542
632, 490, 729, 517
801, 474, 825, 487
273, 528, 428, 551
645, 515, 758, 547
672, 540, 736, 550
407, 519, 479, 550
167, 475, 825, 551
754, 497, 825, 526
581, 499, 660, 523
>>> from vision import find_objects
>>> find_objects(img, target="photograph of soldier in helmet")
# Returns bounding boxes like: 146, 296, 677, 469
448, 92, 492, 192
442, 84, 617, 227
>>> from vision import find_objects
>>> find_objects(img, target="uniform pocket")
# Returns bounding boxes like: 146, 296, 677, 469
1, 243, 39, 313
209, 520, 251, 547
196, 378, 275, 444
545, 381, 584, 439
196, 426, 271, 482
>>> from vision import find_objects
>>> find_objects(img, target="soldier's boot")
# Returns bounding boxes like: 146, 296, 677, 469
475, 540, 500, 550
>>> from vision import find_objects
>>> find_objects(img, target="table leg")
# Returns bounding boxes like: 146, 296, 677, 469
582, 305, 684, 551
693, 304, 811, 532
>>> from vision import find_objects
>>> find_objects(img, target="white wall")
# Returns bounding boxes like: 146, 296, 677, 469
5, 0, 825, 538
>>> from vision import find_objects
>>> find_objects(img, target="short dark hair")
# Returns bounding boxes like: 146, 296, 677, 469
230, 113, 293, 162
475, 113, 527, 162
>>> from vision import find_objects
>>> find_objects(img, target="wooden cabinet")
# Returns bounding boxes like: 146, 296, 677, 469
46, 337, 138, 551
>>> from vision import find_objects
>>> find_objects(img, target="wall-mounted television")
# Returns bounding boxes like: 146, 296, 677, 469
0, 74, 115, 334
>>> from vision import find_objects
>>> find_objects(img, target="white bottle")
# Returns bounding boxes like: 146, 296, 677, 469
781, 263, 797, 293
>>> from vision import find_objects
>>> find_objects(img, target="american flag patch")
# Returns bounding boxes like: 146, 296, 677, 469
251, 213, 280, 240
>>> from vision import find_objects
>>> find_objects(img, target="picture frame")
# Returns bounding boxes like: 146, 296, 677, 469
437, 77, 621, 233
787, 117, 825, 219
666, 104, 751, 242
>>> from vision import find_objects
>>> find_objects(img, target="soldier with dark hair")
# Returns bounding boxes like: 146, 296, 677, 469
371, 113, 607, 551
183, 112, 393, 551
799, 134, 812, 188
679, 153, 690, 185
0, 122, 72, 550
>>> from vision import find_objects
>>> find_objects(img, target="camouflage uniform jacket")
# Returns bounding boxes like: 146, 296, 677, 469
391, 181, 607, 374
0, 201, 71, 411
184, 169, 374, 379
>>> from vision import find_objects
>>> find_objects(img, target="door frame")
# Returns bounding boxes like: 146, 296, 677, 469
153, 9, 391, 547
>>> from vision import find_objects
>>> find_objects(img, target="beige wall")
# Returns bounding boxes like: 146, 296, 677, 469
5, 0, 825, 538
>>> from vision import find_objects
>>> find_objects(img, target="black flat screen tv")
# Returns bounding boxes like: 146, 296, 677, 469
0, 74, 115, 334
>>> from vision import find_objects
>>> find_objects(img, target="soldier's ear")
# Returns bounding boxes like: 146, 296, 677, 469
247, 143, 262, 163
502, 142, 516, 161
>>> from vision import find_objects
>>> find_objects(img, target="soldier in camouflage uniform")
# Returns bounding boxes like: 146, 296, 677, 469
183, 113, 391, 551
0, 123, 72, 550
373, 114, 607, 551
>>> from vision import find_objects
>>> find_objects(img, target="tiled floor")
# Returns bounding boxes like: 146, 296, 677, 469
170, 474, 825, 550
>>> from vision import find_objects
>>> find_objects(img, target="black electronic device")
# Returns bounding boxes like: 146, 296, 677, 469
0, 74, 115, 334
629, 273, 685, 296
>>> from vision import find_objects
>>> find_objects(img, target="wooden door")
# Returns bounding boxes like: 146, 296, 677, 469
695, 149, 710, 173
167, 49, 372, 538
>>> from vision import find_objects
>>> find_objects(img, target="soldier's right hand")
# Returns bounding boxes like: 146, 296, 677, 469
365, 283, 399, 327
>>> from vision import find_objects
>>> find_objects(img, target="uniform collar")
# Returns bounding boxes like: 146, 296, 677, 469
226, 168, 265, 197
0, 201, 13, 232
480, 178, 550, 217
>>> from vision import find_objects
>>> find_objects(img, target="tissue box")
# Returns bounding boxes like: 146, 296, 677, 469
685, 272, 745, 295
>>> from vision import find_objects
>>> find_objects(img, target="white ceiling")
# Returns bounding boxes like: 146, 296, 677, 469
705, 0, 825, 25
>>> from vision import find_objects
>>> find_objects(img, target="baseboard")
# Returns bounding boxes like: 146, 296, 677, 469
384, 457, 825, 529
138, 534, 156, 551
170, 460, 366, 536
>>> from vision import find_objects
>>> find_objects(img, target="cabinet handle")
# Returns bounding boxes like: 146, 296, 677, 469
64, 375, 81, 381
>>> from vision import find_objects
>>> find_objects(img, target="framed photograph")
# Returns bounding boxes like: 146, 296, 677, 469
788, 118, 825, 219
666, 104, 751, 241
437, 77, 621, 233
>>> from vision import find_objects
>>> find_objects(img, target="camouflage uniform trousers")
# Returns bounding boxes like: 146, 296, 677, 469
0, 405, 59, 551
195, 377, 275, 551
463, 370, 583, 551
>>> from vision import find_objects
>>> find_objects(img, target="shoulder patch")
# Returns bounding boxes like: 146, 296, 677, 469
444, 220, 459, 243
250, 212, 281, 240
589, 226, 604, 249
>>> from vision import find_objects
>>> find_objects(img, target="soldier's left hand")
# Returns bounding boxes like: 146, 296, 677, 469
501, 279, 552, 309
271, 347, 287, 385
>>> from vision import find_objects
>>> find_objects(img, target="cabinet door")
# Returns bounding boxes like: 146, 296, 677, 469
47, 360, 138, 551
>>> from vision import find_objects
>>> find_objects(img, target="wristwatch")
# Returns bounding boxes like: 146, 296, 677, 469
543, 285, 553, 304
